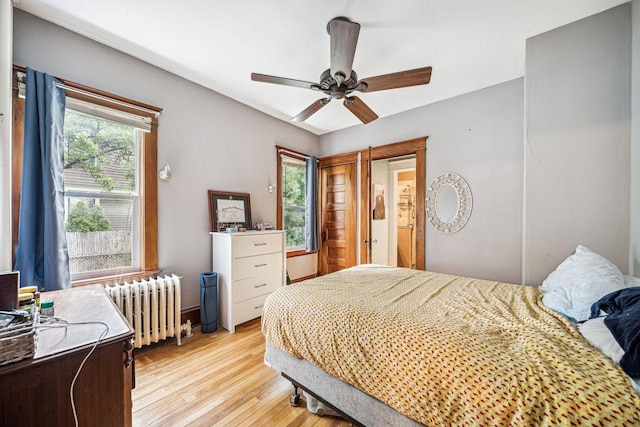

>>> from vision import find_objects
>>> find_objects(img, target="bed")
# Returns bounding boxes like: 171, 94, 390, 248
261, 262, 640, 426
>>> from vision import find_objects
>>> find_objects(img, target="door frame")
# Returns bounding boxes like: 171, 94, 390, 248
360, 137, 427, 270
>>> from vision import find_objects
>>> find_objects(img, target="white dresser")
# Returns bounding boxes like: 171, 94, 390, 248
211, 230, 286, 333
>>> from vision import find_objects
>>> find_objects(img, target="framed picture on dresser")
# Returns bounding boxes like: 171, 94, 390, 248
208, 190, 252, 231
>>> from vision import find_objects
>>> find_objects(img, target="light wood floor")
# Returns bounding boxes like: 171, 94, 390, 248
132, 319, 350, 426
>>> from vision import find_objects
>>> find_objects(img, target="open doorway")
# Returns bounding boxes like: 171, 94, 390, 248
371, 157, 417, 267
359, 137, 426, 269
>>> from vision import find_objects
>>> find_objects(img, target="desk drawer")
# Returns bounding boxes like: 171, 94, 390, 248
233, 233, 283, 258
234, 293, 270, 326
232, 252, 282, 281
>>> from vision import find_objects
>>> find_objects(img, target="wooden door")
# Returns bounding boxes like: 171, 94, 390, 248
319, 162, 357, 275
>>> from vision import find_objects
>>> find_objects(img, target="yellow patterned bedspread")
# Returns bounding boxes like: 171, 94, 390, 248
261, 265, 640, 426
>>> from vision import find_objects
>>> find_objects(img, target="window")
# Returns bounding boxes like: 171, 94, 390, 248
277, 148, 314, 253
12, 67, 161, 284
63, 101, 143, 279
281, 155, 306, 249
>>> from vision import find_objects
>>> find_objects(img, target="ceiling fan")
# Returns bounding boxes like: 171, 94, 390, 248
251, 17, 432, 124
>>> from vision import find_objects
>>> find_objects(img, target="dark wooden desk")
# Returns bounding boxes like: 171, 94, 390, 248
0, 284, 134, 426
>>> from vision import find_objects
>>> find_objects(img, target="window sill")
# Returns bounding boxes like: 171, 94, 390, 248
286, 249, 318, 258
72, 269, 163, 287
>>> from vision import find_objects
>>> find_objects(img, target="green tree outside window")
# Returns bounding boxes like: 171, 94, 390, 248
282, 159, 306, 248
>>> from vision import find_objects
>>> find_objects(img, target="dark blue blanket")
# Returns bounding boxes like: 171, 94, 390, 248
590, 287, 640, 377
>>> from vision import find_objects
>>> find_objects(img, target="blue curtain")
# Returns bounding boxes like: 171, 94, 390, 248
14, 68, 70, 291
305, 156, 319, 252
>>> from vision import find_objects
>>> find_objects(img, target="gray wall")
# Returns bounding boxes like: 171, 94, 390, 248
524, 4, 631, 284
13, 10, 320, 308
320, 79, 524, 284
11, 3, 636, 305
632, 0, 640, 277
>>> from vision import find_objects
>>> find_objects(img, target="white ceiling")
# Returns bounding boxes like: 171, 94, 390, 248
15, 0, 629, 135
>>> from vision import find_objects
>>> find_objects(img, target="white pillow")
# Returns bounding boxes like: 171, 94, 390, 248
577, 317, 624, 363
541, 245, 626, 322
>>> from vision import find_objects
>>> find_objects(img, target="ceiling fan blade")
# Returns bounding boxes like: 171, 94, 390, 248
359, 67, 432, 92
328, 17, 360, 84
343, 96, 378, 124
251, 73, 319, 90
292, 98, 331, 122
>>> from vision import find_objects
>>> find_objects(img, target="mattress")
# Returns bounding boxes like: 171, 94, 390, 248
262, 264, 640, 426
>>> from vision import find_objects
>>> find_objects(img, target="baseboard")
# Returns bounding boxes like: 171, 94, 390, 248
181, 307, 200, 326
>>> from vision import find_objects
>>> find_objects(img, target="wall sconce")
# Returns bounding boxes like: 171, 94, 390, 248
158, 163, 172, 182
267, 183, 276, 194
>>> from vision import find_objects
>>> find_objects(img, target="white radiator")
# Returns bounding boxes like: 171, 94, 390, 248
105, 275, 183, 348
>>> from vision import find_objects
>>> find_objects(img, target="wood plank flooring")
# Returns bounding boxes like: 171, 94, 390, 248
132, 319, 350, 426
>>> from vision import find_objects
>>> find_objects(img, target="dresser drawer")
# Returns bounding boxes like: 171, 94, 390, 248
232, 252, 282, 281
233, 233, 283, 258
234, 293, 270, 326
212, 230, 284, 334
233, 272, 282, 303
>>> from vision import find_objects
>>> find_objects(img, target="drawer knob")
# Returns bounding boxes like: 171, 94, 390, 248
254, 305, 264, 310
254, 242, 267, 246
254, 263, 267, 267
254, 283, 267, 288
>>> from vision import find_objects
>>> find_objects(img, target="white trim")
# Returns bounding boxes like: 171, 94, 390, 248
65, 191, 135, 200
278, 147, 319, 162
62, 84, 159, 120
280, 154, 306, 167
66, 97, 153, 132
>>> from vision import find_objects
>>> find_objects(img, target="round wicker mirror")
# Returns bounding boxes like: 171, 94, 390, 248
426, 173, 472, 233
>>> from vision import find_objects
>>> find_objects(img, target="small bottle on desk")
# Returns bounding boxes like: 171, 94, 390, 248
40, 300, 54, 317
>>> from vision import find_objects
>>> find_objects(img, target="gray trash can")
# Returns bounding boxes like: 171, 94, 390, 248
200, 272, 218, 333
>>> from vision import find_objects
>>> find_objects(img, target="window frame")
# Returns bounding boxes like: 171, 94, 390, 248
11, 66, 162, 285
276, 146, 317, 257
